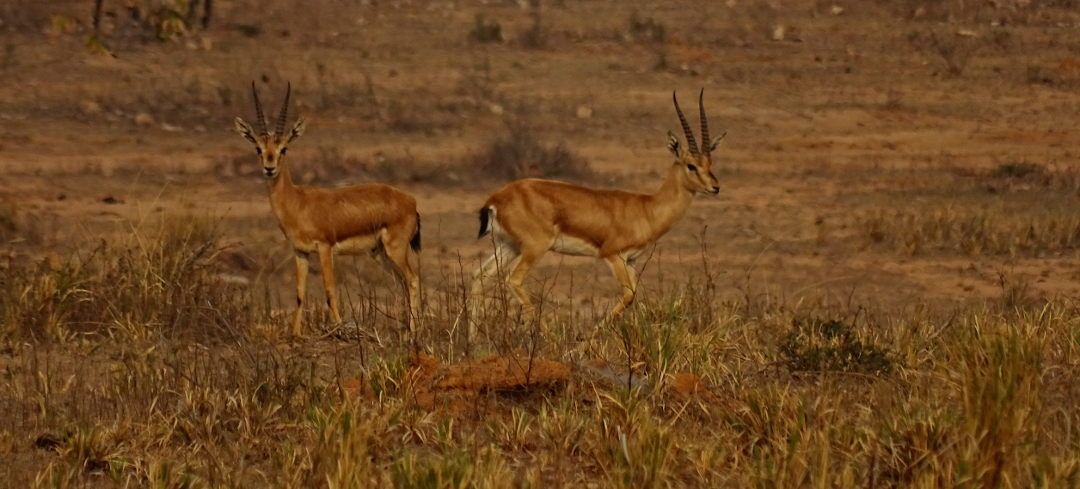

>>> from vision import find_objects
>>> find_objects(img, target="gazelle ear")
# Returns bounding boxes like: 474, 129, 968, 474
667, 130, 681, 157
288, 117, 307, 143
707, 132, 727, 153
234, 117, 258, 144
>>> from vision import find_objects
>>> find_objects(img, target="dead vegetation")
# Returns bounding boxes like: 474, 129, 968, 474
4, 0, 1080, 486
1, 220, 1078, 487
468, 120, 592, 182
857, 205, 1080, 257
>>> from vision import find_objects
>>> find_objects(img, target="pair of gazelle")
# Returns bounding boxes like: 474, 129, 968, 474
234, 83, 724, 336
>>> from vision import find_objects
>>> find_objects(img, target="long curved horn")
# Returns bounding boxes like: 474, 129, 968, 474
251, 81, 268, 135
275, 82, 291, 136
673, 91, 699, 155
699, 88, 710, 155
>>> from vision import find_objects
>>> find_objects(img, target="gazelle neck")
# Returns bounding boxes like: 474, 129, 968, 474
647, 162, 694, 230
267, 161, 296, 214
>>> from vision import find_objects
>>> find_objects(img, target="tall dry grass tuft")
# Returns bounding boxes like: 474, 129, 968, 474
0, 216, 261, 341
2, 221, 1079, 487
858, 205, 1080, 256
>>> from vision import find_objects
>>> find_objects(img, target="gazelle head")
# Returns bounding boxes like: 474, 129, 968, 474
668, 89, 723, 195
234, 82, 307, 178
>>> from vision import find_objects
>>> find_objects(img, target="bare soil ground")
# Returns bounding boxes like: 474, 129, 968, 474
1, 0, 1078, 487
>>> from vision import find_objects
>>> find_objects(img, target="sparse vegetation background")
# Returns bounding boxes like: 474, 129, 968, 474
1, 0, 1079, 487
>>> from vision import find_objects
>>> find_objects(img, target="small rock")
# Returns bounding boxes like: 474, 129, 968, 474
133, 113, 154, 127
101, 195, 123, 205
79, 100, 102, 116
830, 5, 844, 15
575, 105, 593, 119
488, 103, 504, 115
772, 25, 786, 41
161, 122, 182, 132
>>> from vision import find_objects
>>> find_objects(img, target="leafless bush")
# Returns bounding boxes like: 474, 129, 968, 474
0, 217, 258, 341
468, 14, 503, 44
626, 11, 670, 71
858, 205, 1080, 256
469, 121, 592, 182
520, 0, 546, 49
909, 28, 982, 77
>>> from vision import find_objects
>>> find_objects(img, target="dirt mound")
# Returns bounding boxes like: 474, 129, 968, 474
668, 372, 721, 403
410, 354, 570, 413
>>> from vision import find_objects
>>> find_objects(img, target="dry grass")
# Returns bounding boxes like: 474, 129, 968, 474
857, 205, 1080, 257
1, 220, 1078, 487
4, 0, 1080, 486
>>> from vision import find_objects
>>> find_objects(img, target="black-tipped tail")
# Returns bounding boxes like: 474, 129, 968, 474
477, 207, 492, 239
410, 212, 422, 252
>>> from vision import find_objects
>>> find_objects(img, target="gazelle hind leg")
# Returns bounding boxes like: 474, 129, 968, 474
382, 231, 421, 331
604, 255, 638, 320
292, 253, 310, 336
506, 245, 545, 318
468, 242, 519, 333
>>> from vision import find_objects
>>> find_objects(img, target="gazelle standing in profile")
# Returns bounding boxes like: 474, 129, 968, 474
470, 89, 724, 323
234, 82, 421, 335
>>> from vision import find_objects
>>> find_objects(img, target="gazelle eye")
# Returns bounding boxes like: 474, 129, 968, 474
255, 147, 263, 155
280, 148, 287, 156
686, 164, 697, 172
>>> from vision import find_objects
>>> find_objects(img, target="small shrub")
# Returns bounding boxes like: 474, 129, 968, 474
780, 318, 893, 375
991, 161, 1042, 179
468, 14, 503, 44
0, 201, 18, 241
520, 0, 546, 49
471, 122, 591, 181
0, 217, 258, 341
857, 207, 1080, 256
628, 11, 665, 43
1025, 64, 1055, 85
909, 28, 981, 77
626, 11, 669, 71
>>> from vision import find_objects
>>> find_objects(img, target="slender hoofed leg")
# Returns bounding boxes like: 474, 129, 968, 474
604, 255, 638, 320
292, 253, 310, 336
468, 242, 519, 333
506, 246, 544, 317
383, 239, 420, 331
317, 243, 343, 325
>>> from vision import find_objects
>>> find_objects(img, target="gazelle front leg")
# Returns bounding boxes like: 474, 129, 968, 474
604, 255, 638, 320
317, 242, 343, 325
292, 252, 310, 336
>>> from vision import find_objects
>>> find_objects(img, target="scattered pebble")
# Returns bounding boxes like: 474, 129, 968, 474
772, 25, 786, 41
133, 113, 154, 127
79, 100, 102, 116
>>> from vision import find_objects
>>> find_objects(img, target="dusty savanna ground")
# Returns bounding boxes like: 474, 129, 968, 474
1, 0, 1079, 487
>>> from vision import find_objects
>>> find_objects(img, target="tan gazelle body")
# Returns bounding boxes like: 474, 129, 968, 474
234, 82, 421, 335
470, 90, 725, 322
